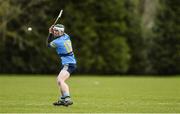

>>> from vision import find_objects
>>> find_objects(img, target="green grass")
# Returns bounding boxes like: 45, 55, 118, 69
0, 75, 180, 113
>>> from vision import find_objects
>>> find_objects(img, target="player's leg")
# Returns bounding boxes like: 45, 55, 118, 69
53, 64, 76, 106
57, 69, 71, 99
53, 65, 73, 106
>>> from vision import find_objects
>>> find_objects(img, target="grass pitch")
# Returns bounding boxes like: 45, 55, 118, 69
0, 75, 180, 113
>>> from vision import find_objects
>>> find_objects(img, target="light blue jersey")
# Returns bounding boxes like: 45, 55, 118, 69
50, 33, 76, 65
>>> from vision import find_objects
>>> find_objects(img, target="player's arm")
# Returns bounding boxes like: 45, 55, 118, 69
46, 26, 56, 48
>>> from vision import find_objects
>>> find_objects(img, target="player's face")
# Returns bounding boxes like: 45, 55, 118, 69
53, 30, 63, 37
53, 30, 59, 36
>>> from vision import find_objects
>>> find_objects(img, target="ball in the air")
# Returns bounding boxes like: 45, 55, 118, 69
28, 27, 32, 31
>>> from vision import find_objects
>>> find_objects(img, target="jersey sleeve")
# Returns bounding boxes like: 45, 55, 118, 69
49, 41, 57, 48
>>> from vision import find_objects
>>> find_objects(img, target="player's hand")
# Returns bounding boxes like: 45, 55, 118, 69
49, 25, 54, 33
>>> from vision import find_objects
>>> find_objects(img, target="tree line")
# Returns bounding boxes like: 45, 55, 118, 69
0, 0, 179, 75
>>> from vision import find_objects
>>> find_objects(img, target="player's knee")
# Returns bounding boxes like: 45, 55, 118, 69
57, 76, 65, 85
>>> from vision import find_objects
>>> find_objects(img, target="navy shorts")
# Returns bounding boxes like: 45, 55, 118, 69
61, 64, 77, 74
